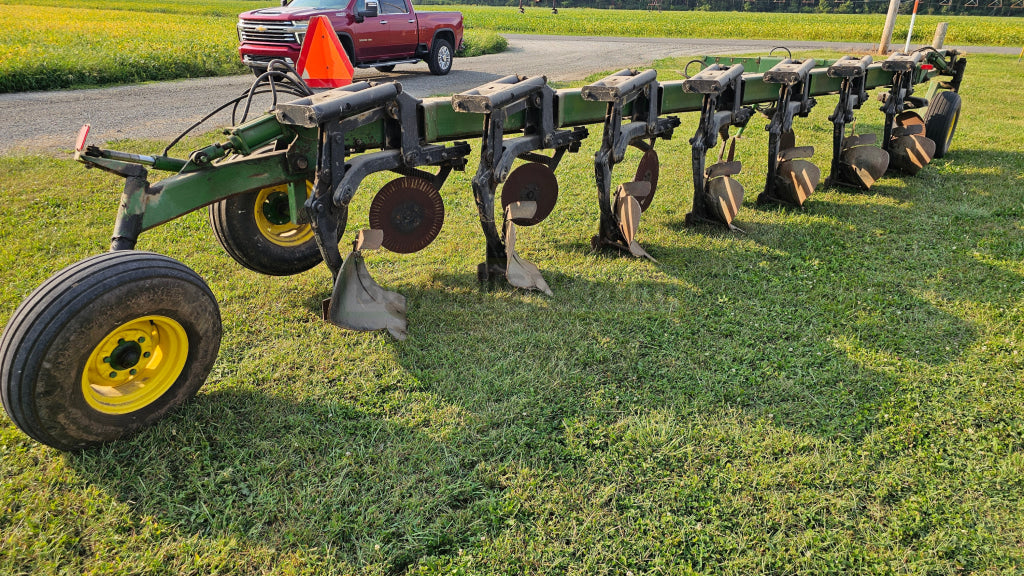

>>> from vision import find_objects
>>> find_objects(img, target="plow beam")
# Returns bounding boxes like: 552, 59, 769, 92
453, 75, 588, 293
584, 69, 679, 256
682, 64, 754, 229
757, 58, 820, 208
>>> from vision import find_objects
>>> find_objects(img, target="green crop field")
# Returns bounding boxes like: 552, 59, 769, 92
1, 0, 1022, 92
1, 50, 1023, 573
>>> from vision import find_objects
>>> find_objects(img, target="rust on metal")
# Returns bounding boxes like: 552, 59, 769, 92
369, 176, 445, 254
633, 149, 660, 212
501, 162, 559, 226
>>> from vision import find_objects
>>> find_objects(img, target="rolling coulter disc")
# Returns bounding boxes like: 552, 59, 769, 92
369, 176, 445, 254
633, 148, 660, 211
501, 163, 558, 226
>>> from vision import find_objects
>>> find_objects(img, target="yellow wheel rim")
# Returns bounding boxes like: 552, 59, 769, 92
254, 183, 314, 248
82, 316, 188, 415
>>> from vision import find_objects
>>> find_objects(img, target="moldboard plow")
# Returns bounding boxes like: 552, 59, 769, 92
1, 49, 966, 450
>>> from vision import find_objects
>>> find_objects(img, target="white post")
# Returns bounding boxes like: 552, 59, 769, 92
932, 22, 948, 49
879, 0, 901, 55
904, 0, 921, 53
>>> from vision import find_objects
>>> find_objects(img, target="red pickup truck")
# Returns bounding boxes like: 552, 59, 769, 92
237, 0, 464, 76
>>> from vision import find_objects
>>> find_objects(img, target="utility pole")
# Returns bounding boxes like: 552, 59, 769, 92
879, 0, 901, 55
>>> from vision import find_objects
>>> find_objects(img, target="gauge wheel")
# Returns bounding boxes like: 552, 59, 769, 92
0, 251, 222, 451
209, 183, 322, 276
924, 91, 962, 159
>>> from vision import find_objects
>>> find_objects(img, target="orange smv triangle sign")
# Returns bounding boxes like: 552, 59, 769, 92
295, 15, 354, 88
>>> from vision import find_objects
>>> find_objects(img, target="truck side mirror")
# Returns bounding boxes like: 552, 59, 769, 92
280, 0, 289, 6
357, 0, 378, 21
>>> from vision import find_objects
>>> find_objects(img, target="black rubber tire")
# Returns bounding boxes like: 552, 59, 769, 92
924, 91, 962, 159
208, 186, 322, 276
0, 251, 222, 451
375, 65, 396, 73
427, 38, 454, 76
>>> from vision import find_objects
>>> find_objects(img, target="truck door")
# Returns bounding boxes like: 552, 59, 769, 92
378, 0, 418, 59
347, 0, 387, 61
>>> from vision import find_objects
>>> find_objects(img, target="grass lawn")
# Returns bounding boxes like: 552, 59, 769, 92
1, 51, 1022, 573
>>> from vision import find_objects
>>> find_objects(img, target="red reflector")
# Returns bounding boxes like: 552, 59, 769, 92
75, 124, 90, 152
920, 64, 934, 71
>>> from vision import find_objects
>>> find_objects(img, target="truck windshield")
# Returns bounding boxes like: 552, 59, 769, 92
286, 0, 349, 8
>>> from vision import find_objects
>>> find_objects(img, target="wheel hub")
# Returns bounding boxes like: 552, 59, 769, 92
108, 339, 143, 371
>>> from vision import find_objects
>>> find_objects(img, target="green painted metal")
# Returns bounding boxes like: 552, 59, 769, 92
82, 51, 962, 238
141, 151, 300, 230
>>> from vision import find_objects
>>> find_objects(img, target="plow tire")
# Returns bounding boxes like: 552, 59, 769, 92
209, 185, 322, 276
924, 91, 961, 159
0, 251, 221, 451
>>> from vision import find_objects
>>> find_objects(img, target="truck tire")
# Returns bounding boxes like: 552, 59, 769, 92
427, 38, 453, 76
375, 65, 396, 73
924, 91, 961, 159
208, 184, 323, 276
0, 251, 222, 451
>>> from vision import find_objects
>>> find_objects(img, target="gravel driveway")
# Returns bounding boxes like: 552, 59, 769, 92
0, 34, 1002, 155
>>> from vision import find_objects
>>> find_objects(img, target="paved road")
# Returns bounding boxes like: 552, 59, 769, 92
0, 34, 1005, 155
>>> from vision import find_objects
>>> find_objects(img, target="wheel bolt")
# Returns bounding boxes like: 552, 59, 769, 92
143, 352, 151, 358
103, 356, 110, 363
138, 337, 146, 343
129, 369, 137, 376
109, 371, 117, 378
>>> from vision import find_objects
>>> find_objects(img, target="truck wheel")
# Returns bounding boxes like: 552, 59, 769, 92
427, 39, 453, 76
0, 251, 222, 451
208, 183, 322, 276
375, 65, 396, 73
924, 91, 961, 159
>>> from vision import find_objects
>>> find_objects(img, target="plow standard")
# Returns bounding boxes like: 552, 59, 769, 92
1, 49, 965, 450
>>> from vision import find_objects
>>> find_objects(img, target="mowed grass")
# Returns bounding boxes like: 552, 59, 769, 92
2, 0, 1023, 92
2, 52, 1023, 573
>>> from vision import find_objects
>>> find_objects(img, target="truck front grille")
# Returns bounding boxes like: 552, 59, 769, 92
238, 21, 301, 45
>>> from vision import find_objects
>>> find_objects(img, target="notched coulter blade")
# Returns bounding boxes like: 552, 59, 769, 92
328, 229, 408, 340
369, 176, 445, 254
